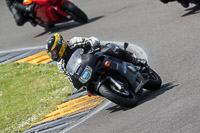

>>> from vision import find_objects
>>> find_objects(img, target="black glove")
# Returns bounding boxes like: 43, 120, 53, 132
13, 3, 34, 14
25, 4, 34, 13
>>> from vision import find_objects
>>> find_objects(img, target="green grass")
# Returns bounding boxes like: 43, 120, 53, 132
0, 63, 73, 133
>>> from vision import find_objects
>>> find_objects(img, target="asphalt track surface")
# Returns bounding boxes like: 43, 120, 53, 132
1, 0, 200, 133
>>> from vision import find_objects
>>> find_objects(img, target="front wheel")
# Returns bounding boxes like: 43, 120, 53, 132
98, 84, 138, 107
62, 2, 88, 24
143, 68, 162, 91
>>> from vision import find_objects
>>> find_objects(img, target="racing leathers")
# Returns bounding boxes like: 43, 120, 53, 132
5, 0, 36, 26
57, 37, 147, 85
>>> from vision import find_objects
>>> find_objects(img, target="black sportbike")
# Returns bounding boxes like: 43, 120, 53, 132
66, 43, 162, 107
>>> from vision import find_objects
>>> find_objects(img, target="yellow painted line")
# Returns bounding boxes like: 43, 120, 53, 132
32, 96, 105, 126
28, 56, 52, 64
16, 50, 52, 64
46, 96, 101, 118
57, 95, 95, 109
16, 50, 106, 127
39, 58, 53, 64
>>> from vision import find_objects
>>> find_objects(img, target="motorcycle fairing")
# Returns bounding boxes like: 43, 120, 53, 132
24, 0, 73, 25
23, 0, 33, 5
66, 47, 145, 93
24, 0, 58, 6
67, 49, 96, 89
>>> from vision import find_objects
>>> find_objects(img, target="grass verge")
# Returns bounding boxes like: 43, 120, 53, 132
0, 63, 73, 133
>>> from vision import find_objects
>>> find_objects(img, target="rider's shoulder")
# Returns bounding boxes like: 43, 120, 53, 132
69, 37, 85, 44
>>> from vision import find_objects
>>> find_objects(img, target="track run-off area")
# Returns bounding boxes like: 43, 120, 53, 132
1, 0, 200, 133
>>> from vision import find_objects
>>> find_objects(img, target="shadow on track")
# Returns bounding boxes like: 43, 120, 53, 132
34, 16, 104, 38
106, 81, 178, 113
138, 81, 178, 105
106, 105, 131, 113
182, 5, 200, 17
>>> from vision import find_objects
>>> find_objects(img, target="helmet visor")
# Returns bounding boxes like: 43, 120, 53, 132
48, 48, 59, 61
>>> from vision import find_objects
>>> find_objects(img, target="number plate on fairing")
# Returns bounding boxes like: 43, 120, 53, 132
79, 65, 92, 84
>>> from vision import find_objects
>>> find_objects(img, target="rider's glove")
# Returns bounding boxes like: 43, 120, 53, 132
13, 2, 34, 14
25, 4, 34, 13
87, 36, 101, 50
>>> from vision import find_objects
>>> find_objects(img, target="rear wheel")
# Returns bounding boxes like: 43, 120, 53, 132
62, 2, 88, 24
143, 68, 162, 91
98, 81, 138, 107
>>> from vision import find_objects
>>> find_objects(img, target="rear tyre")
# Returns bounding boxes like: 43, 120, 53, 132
98, 84, 138, 107
62, 2, 88, 24
144, 69, 162, 91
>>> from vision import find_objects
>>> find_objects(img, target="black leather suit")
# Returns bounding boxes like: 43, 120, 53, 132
5, 0, 31, 26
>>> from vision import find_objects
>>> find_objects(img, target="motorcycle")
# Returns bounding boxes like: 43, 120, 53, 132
23, 0, 88, 28
161, 0, 200, 8
66, 42, 162, 107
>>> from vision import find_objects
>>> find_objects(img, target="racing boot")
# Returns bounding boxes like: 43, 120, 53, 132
11, 7, 27, 26
117, 48, 147, 66
132, 58, 147, 67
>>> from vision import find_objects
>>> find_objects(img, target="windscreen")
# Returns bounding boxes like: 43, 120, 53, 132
66, 48, 84, 75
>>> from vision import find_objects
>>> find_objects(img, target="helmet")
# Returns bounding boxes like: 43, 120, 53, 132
46, 33, 68, 61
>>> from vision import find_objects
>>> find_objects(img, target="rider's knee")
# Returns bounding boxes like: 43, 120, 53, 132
15, 17, 26, 26
14, 13, 26, 26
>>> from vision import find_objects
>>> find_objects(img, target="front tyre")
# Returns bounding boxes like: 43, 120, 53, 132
144, 68, 162, 91
98, 84, 138, 107
72, 6, 88, 24
62, 2, 88, 24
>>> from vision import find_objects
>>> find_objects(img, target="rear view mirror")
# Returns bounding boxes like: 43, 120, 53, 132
124, 42, 129, 50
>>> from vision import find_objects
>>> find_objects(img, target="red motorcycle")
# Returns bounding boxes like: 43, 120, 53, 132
23, 0, 88, 28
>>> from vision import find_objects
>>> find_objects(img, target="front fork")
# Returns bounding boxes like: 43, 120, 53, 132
135, 72, 148, 94
95, 76, 133, 95
94, 76, 130, 97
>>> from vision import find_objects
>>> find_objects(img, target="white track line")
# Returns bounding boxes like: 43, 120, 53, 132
0, 41, 148, 60
0, 45, 45, 54
60, 100, 111, 133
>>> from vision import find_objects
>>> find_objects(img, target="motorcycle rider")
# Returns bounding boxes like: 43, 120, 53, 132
160, 0, 189, 8
45, 33, 147, 85
5, 0, 37, 26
